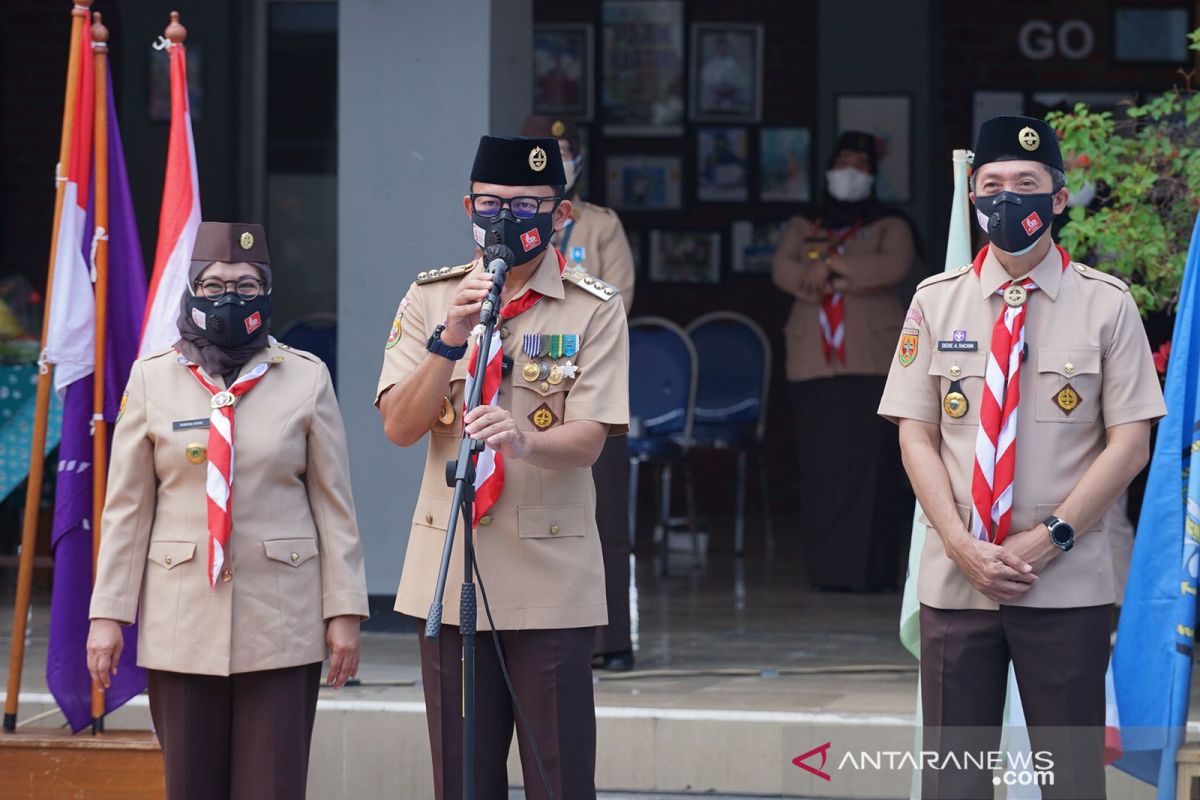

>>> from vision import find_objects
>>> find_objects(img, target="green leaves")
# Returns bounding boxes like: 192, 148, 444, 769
1046, 69, 1195, 315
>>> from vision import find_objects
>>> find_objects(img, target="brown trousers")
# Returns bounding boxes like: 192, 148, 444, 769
592, 434, 632, 656
920, 604, 1112, 800
419, 624, 597, 800
147, 663, 322, 800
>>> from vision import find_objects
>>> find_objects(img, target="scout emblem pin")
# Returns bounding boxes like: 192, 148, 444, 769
438, 395, 456, 426
1055, 384, 1081, 415
185, 443, 207, 464
1004, 284, 1028, 308
529, 403, 557, 430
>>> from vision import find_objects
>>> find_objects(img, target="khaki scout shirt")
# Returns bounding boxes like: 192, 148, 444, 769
554, 200, 636, 314
90, 341, 369, 676
376, 249, 630, 630
878, 245, 1166, 610
772, 214, 915, 382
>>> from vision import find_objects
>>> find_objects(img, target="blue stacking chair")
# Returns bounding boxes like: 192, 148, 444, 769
276, 313, 338, 385
627, 317, 698, 577
684, 312, 773, 556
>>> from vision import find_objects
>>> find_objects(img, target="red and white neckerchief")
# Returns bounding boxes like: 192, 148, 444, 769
813, 222, 861, 365
969, 245, 1070, 544
464, 248, 568, 527
182, 354, 272, 588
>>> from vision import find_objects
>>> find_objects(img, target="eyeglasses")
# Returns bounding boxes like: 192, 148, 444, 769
195, 277, 266, 300
470, 193, 560, 220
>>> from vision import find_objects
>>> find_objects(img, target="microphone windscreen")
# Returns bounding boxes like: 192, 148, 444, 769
483, 243, 515, 268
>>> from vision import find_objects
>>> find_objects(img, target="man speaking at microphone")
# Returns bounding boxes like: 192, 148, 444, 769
376, 135, 630, 799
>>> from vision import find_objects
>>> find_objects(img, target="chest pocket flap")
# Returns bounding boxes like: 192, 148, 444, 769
928, 351, 986, 425
1037, 347, 1100, 379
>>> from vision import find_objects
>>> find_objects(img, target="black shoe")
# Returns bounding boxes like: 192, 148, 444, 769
600, 650, 634, 672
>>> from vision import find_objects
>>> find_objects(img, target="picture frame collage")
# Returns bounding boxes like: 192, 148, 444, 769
533, 1, 827, 286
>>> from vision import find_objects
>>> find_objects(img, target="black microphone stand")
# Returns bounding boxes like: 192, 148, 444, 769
426, 245, 511, 800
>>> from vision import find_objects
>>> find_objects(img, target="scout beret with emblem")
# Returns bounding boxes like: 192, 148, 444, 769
190, 222, 270, 270
972, 115, 1063, 172
831, 130, 879, 174
470, 135, 566, 187
519, 114, 581, 156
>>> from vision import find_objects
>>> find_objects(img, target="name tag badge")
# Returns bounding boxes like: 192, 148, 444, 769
937, 340, 979, 352
172, 418, 211, 431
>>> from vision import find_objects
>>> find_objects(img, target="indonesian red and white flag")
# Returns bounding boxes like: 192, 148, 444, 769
43, 18, 96, 393
139, 36, 200, 356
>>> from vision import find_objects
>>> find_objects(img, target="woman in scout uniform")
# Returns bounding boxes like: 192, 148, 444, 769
377, 135, 629, 799
86, 222, 369, 800
878, 116, 1164, 798
520, 113, 638, 670
771, 131, 919, 592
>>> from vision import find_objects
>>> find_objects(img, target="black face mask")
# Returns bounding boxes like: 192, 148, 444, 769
471, 208, 555, 264
187, 293, 271, 348
973, 191, 1055, 255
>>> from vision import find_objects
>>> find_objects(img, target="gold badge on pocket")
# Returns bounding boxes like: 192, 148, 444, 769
438, 395, 456, 426
528, 403, 558, 430
1054, 384, 1081, 415
943, 391, 968, 419
185, 443, 207, 464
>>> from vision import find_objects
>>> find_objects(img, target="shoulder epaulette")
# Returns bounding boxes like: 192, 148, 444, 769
562, 266, 619, 301
416, 262, 475, 285
1071, 262, 1129, 292
916, 264, 972, 290
142, 347, 176, 362
275, 343, 323, 364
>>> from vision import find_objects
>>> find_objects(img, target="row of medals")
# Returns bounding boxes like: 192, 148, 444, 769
433, 331, 579, 428
940, 283, 1078, 420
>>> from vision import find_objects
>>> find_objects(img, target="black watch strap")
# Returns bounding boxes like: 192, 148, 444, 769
426, 323, 468, 361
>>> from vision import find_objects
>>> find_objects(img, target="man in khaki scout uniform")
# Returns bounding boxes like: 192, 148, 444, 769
521, 113, 637, 670
879, 116, 1165, 799
772, 131, 918, 591
376, 135, 629, 799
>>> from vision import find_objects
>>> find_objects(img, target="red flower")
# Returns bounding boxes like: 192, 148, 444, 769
1153, 341, 1171, 375
1077, 154, 1092, 168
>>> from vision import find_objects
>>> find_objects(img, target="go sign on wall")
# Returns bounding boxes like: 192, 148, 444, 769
1019, 19, 1095, 61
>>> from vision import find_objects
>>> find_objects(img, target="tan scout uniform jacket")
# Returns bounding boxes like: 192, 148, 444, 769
773, 214, 915, 381
878, 245, 1166, 610
90, 340, 369, 676
554, 200, 636, 314
376, 249, 630, 631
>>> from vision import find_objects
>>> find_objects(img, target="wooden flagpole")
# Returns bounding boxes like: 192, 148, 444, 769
4, 0, 93, 734
89, 11, 110, 736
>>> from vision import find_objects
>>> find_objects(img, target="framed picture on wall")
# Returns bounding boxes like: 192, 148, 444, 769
601, 0, 685, 135
1114, 7, 1190, 63
759, 127, 811, 202
604, 155, 683, 210
696, 127, 749, 201
574, 124, 591, 199
730, 220, 787, 274
689, 23, 763, 123
649, 230, 722, 284
533, 24, 594, 120
835, 94, 911, 203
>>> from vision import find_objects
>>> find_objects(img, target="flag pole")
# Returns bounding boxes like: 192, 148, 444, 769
4, 0, 92, 735
89, 11, 110, 736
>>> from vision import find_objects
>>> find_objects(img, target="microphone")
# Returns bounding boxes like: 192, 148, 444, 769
479, 232, 514, 326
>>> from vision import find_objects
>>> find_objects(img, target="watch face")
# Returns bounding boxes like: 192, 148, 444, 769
1050, 521, 1074, 546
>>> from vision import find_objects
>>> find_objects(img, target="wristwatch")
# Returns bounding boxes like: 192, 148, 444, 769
1043, 515, 1075, 552
425, 323, 468, 361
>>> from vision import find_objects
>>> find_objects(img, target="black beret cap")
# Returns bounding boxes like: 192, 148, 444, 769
973, 115, 1064, 172
470, 135, 566, 187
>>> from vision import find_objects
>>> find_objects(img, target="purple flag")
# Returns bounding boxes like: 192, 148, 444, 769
46, 69, 148, 733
